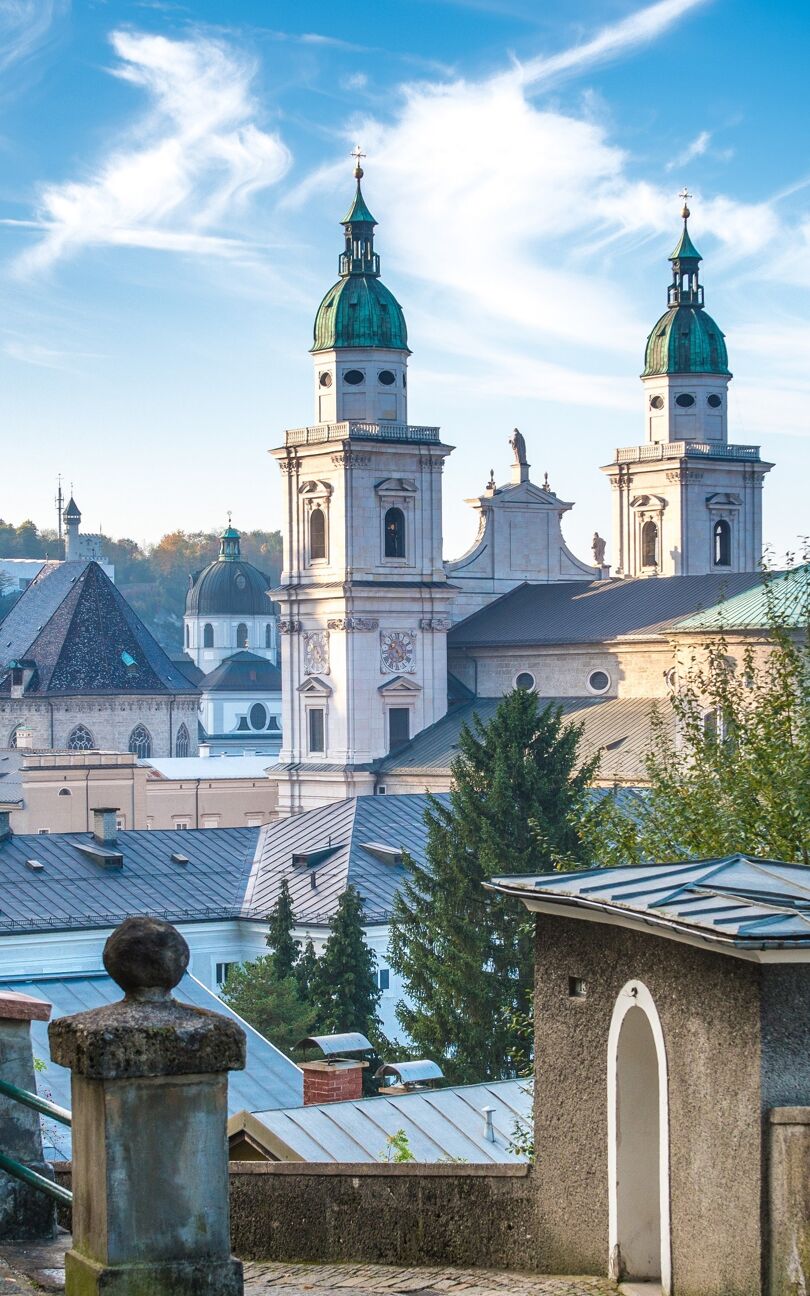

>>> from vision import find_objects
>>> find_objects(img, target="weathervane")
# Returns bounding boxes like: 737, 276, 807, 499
678, 187, 692, 219
351, 144, 366, 179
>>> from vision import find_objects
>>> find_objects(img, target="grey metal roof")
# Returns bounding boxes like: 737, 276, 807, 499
244, 794, 446, 926
297, 1032, 372, 1056
0, 826, 260, 932
0, 970, 303, 1161
375, 696, 661, 785
488, 855, 810, 952
0, 750, 23, 805
448, 572, 766, 648
0, 561, 199, 696
241, 1078, 531, 1164
143, 756, 275, 781
201, 651, 281, 694
375, 1060, 444, 1085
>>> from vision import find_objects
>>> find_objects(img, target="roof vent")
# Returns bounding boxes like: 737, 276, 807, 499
361, 841, 403, 866
482, 1106, 496, 1143
374, 1059, 444, 1093
25, 859, 44, 872
291, 844, 342, 870
171, 852, 189, 865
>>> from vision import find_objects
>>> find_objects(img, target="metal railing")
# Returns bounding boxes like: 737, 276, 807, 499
286, 421, 441, 446
0, 1076, 73, 1206
614, 441, 761, 463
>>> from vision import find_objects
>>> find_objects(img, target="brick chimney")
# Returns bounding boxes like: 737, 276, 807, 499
92, 807, 119, 845
300, 1059, 367, 1106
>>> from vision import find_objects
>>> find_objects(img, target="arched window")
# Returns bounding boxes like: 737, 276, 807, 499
175, 723, 190, 758
203, 623, 214, 649
7, 725, 20, 750
265, 623, 273, 649
384, 507, 406, 559
713, 519, 731, 567
67, 724, 95, 751
641, 520, 659, 568
310, 507, 326, 561
128, 724, 152, 759
185, 625, 190, 648
236, 623, 248, 649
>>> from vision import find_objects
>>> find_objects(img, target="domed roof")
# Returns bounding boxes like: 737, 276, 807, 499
313, 275, 408, 352
311, 161, 408, 354
185, 524, 272, 617
643, 305, 729, 377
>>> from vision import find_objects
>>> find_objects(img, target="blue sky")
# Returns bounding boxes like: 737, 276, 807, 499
1, 0, 808, 564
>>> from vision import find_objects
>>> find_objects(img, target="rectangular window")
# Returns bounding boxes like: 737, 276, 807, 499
215, 962, 233, 987
308, 708, 325, 755
116, 815, 126, 831
174, 820, 190, 831
378, 968, 390, 992
245, 815, 263, 828
201, 815, 220, 829
388, 707, 410, 754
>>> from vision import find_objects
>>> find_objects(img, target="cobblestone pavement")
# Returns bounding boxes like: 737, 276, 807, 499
0, 1241, 616, 1296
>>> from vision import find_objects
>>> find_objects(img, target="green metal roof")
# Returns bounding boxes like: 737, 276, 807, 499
312, 274, 409, 352
643, 304, 729, 376
669, 223, 702, 262
673, 566, 810, 632
342, 183, 376, 225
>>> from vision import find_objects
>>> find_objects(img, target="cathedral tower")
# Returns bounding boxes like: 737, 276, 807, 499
270, 155, 454, 813
602, 198, 772, 576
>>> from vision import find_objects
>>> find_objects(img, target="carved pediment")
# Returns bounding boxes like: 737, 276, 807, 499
378, 676, 422, 694
297, 675, 332, 696
298, 480, 334, 497
630, 494, 667, 511
705, 492, 742, 508
375, 478, 417, 495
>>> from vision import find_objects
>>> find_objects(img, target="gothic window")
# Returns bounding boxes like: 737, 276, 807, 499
128, 724, 152, 759
203, 623, 214, 648
713, 519, 731, 567
175, 723, 190, 758
641, 520, 659, 568
67, 724, 95, 751
310, 507, 326, 561
237, 623, 248, 649
384, 507, 406, 559
7, 725, 20, 750
265, 623, 273, 649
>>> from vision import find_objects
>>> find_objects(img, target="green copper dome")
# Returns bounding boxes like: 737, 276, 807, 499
643, 205, 730, 377
312, 164, 408, 354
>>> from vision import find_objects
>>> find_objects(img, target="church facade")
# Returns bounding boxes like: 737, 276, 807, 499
267, 168, 774, 814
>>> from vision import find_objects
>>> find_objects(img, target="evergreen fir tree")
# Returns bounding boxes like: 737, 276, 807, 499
388, 688, 597, 1084
295, 937, 320, 1003
220, 961, 314, 1057
265, 878, 299, 980
310, 886, 381, 1038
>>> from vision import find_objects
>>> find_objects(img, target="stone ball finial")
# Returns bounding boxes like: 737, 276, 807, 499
103, 916, 189, 998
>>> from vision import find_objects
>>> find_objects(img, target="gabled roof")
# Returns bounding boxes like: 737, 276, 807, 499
243, 794, 445, 926
233, 1078, 531, 1164
3, 970, 303, 1159
448, 573, 766, 648
374, 696, 661, 785
488, 856, 810, 956
202, 651, 282, 694
0, 561, 199, 697
0, 826, 260, 933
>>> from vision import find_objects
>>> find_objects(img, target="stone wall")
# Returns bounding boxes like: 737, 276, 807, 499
55, 1162, 539, 1272
1, 696, 199, 758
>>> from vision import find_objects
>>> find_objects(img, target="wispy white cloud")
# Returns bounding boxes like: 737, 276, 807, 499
665, 128, 711, 171
13, 29, 290, 274
0, 0, 66, 74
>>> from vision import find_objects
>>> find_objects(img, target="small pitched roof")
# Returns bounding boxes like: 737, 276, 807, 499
233, 1078, 531, 1164
202, 651, 281, 694
3, 970, 303, 1159
488, 856, 810, 956
0, 561, 198, 697
242, 793, 445, 926
63, 497, 81, 521
449, 573, 766, 648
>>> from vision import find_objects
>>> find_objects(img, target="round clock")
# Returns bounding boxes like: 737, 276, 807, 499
381, 631, 415, 674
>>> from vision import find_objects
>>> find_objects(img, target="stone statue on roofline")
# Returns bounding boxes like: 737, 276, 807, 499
509, 429, 530, 484
592, 532, 607, 566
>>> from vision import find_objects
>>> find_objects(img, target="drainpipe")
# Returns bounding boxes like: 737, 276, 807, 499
48, 701, 54, 747
195, 778, 200, 829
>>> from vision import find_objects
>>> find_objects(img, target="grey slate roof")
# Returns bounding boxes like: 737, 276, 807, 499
488, 855, 810, 952
0, 826, 260, 932
449, 572, 766, 647
202, 651, 282, 694
0, 970, 303, 1160
0, 561, 199, 696
239, 1078, 531, 1164
243, 794, 445, 926
0, 751, 23, 805
375, 696, 660, 784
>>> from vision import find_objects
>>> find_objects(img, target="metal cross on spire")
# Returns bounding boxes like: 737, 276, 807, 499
351, 144, 366, 179
678, 187, 692, 219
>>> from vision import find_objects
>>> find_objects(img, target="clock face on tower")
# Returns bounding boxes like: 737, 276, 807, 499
380, 630, 416, 674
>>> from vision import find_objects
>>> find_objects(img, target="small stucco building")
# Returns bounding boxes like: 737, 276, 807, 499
489, 855, 810, 1296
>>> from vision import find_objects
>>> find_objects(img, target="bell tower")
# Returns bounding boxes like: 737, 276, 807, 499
270, 154, 455, 814
602, 196, 773, 577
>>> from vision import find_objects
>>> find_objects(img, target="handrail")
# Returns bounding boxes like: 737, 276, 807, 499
0, 1150, 72, 1206
0, 1077, 72, 1127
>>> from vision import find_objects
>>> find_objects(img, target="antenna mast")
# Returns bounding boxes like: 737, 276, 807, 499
55, 475, 64, 551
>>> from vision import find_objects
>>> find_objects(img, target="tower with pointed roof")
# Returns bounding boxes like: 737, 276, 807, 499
602, 199, 772, 577
270, 155, 454, 813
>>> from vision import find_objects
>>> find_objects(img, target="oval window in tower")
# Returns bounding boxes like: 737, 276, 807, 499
675, 393, 695, 407
344, 369, 365, 385
378, 370, 396, 386
319, 371, 333, 388
249, 703, 268, 731
707, 394, 722, 408
649, 395, 664, 410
